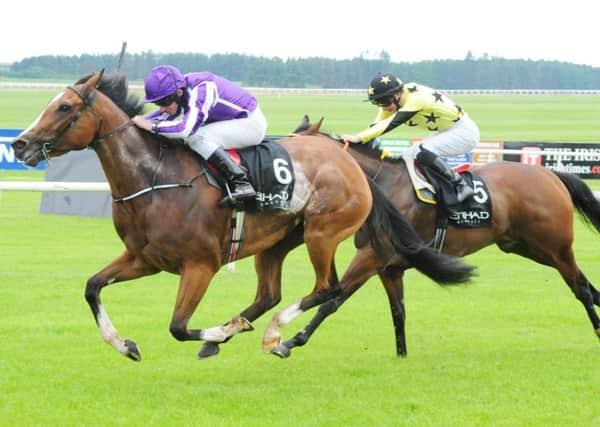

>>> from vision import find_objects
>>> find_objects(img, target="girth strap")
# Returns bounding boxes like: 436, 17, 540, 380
431, 212, 448, 253
226, 209, 245, 263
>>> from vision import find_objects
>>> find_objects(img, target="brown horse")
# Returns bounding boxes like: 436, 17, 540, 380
270, 116, 600, 358
11, 72, 474, 361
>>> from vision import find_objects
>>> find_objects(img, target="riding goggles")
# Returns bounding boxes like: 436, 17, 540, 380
371, 96, 394, 107
154, 94, 178, 107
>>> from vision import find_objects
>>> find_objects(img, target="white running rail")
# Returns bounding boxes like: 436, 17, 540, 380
0, 181, 110, 191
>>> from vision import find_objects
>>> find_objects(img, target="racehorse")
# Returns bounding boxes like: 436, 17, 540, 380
11, 72, 474, 361
271, 115, 600, 358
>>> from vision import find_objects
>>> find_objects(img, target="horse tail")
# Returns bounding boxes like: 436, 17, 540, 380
554, 171, 600, 232
364, 177, 475, 284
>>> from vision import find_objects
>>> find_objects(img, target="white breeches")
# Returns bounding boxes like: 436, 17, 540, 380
403, 113, 479, 159
186, 106, 267, 159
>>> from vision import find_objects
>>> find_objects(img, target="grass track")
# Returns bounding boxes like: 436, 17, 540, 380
1, 90, 600, 426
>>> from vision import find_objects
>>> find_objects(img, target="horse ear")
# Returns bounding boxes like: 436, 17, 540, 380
316, 117, 324, 130
298, 115, 309, 130
83, 70, 104, 93
305, 117, 324, 135
79, 70, 104, 99
96, 69, 105, 88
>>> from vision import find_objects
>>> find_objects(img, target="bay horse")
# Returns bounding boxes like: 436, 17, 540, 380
11, 72, 474, 361
270, 116, 600, 358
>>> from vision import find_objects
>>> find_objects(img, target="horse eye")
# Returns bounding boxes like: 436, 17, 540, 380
58, 104, 72, 113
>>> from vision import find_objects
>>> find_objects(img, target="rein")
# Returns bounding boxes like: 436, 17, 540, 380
44, 83, 198, 203
112, 179, 198, 203
112, 142, 201, 203
291, 130, 386, 182
331, 134, 385, 182
93, 120, 133, 145
370, 160, 384, 182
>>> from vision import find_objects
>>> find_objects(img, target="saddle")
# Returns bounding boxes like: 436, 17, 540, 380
403, 157, 492, 250
204, 140, 295, 212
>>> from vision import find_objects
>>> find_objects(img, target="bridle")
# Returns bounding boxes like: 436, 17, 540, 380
40, 85, 132, 162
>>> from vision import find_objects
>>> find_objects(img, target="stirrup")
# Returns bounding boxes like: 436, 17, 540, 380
232, 182, 257, 199
218, 183, 256, 208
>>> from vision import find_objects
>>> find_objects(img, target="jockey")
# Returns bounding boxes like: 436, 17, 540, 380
342, 73, 479, 204
132, 65, 267, 206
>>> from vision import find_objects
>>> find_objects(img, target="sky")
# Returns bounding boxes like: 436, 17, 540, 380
2, 0, 599, 67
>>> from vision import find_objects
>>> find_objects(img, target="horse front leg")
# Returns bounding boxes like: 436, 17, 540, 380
169, 259, 267, 359
198, 225, 305, 358
168, 261, 218, 352
85, 250, 159, 361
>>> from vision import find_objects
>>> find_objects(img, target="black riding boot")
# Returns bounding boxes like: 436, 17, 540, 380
208, 147, 257, 207
416, 148, 474, 203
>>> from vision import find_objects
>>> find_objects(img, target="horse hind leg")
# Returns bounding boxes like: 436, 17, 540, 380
574, 269, 600, 339
552, 247, 600, 340
262, 229, 346, 354
280, 265, 409, 359
263, 169, 371, 355
511, 237, 600, 341
198, 225, 305, 359
271, 257, 341, 358
274, 246, 380, 358
588, 283, 600, 307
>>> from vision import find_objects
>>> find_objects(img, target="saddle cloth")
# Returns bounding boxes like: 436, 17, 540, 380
403, 157, 492, 228
207, 140, 295, 212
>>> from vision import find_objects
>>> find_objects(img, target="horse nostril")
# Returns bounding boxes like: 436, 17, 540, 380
12, 139, 26, 150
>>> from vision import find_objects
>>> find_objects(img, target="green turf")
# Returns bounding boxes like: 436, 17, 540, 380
1, 90, 600, 426
261, 94, 600, 142
2, 90, 600, 141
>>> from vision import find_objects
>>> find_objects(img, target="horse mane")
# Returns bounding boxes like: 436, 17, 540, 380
349, 139, 404, 165
294, 116, 404, 164
76, 73, 143, 118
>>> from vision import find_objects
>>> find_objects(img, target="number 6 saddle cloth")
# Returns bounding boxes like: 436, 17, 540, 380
206, 139, 295, 212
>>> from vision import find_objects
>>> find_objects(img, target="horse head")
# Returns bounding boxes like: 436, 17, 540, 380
12, 70, 138, 167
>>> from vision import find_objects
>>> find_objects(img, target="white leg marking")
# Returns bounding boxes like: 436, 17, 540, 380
263, 302, 304, 352
201, 326, 228, 343
96, 304, 128, 354
202, 316, 253, 342
277, 301, 304, 327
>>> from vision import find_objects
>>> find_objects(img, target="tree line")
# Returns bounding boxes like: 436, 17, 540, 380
4, 51, 600, 89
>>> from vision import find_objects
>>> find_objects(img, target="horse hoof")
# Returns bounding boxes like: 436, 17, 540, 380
262, 330, 282, 353
124, 339, 141, 362
198, 342, 220, 359
272, 343, 291, 358
239, 317, 254, 332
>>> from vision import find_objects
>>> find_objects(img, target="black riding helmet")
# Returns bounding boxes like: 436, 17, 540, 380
367, 73, 403, 104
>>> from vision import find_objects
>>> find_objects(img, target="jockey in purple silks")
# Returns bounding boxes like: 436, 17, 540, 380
132, 65, 267, 206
